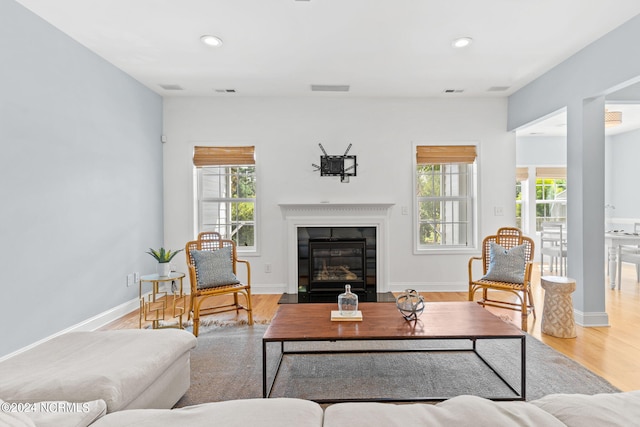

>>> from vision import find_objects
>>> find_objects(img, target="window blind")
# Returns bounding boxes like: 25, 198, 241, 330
516, 167, 529, 181
535, 167, 566, 179
416, 145, 477, 165
193, 146, 255, 167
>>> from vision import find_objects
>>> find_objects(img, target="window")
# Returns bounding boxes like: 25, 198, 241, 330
193, 146, 256, 251
415, 145, 477, 250
515, 167, 528, 230
535, 167, 566, 231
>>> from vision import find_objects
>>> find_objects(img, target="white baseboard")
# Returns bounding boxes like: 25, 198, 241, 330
251, 283, 288, 294
574, 309, 610, 327
0, 297, 140, 363
389, 282, 468, 293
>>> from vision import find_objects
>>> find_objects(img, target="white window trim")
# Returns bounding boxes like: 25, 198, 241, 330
190, 143, 261, 256
412, 142, 479, 255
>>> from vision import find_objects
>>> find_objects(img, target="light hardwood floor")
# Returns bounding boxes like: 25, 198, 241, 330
101, 262, 640, 392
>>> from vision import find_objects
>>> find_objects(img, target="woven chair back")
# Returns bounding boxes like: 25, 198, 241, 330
186, 238, 238, 276
481, 227, 535, 274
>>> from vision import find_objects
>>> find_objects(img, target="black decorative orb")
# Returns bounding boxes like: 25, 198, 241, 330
395, 289, 425, 321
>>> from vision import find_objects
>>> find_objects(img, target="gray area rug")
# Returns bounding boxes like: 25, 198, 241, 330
175, 323, 619, 407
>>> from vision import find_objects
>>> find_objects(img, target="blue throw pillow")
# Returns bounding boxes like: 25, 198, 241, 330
191, 247, 240, 289
482, 242, 526, 284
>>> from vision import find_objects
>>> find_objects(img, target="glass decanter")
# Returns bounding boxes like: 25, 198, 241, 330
338, 284, 358, 316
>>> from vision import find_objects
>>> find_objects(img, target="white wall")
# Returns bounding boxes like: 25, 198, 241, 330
163, 97, 515, 294
0, 1, 164, 357
516, 136, 567, 166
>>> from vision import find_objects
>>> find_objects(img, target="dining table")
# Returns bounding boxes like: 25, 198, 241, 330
604, 231, 640, 289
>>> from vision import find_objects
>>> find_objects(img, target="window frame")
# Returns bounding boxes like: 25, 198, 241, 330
192, 145, 259, 255
534, 177, 567, 231
413, 143, 479, 254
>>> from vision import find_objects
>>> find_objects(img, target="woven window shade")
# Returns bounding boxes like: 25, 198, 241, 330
193, 146, 255, 167
535, 167, 566, 179
416, 145, 477, 165
516, 167, 529, 181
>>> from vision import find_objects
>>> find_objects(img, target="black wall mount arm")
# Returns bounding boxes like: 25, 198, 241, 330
312, 143, 357, 183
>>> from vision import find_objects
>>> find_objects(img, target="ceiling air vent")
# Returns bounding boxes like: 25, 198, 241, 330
443, 89, 464, 93
159, 84, 184, 91
311, 85, 350, 92
215, 89, 237, 93
487, 86, 510, 92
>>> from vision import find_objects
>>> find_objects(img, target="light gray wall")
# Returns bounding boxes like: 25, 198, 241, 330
0, 1, 164, 356
162, 96, 515, 294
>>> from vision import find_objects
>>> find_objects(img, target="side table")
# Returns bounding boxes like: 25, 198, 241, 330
139, 272, 186, 329
540, 276, 577, 338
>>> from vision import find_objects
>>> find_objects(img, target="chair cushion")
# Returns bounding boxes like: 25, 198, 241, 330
192, 247, 240, 289
482, 242, 526, 284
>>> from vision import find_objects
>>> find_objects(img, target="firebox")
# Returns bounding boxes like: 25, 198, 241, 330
297, 227, 376, 302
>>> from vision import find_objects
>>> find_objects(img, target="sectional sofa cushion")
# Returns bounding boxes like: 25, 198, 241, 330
323, 395, 565, 427
90, 398, 324, 427
530, 390, 640, 427
0, 329, 196, 413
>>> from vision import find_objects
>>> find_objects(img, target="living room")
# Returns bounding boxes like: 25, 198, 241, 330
4, 0, 640, 406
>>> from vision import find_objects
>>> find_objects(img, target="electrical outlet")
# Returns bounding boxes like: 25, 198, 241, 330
401, 206, 409, 215
494, 206, 504, 216
126, 273, 134, 287
133, 272, 140, 284
264, 263, 272, 273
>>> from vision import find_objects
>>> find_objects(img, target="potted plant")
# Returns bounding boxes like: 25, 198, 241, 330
147, 247, 183, 277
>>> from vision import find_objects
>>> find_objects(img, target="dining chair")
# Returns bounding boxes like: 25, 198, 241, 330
540, 222, 568, 276
617, 223, 640, 283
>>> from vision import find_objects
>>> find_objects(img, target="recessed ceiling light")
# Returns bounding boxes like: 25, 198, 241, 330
200, 35, 223, 47
452, 37, 473, 48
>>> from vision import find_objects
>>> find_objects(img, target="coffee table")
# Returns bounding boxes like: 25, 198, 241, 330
262, 301, 525, 402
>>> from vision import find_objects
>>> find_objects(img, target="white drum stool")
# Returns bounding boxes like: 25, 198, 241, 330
540, 276, 577, 338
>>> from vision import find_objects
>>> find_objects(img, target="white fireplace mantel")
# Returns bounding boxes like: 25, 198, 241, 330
278, 203, 395, 219
279, 202, 394, 295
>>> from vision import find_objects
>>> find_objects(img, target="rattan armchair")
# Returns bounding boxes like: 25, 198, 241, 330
468, 227, 536, 330
185, 235, 253, 336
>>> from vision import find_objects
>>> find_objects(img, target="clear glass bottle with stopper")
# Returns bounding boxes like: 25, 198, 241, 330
338, 284, 358, 316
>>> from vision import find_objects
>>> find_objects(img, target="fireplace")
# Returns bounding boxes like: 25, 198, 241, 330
298, 227, 376, 302
278, 202, 394, 301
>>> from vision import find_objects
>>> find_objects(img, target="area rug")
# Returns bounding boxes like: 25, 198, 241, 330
174, 324, 619, 407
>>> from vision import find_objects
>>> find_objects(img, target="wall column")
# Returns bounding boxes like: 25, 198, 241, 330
566, 96, 609, 326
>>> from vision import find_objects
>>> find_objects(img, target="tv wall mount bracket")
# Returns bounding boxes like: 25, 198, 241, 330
312, 143, 357, 183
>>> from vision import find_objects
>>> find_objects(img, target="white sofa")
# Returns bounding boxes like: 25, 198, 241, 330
0, 329, 197, 413
3, 392, 639, 427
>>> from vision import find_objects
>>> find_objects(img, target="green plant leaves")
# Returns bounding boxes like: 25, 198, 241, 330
146, 247, 183, 263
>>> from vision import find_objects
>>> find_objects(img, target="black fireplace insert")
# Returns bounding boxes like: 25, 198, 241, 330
297, 227, 376, 302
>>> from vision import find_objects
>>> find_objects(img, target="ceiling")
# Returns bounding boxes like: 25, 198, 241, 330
14, 0, 640, 100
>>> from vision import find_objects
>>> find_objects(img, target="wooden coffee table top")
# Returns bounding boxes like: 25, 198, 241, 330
263, 301, 524, 342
